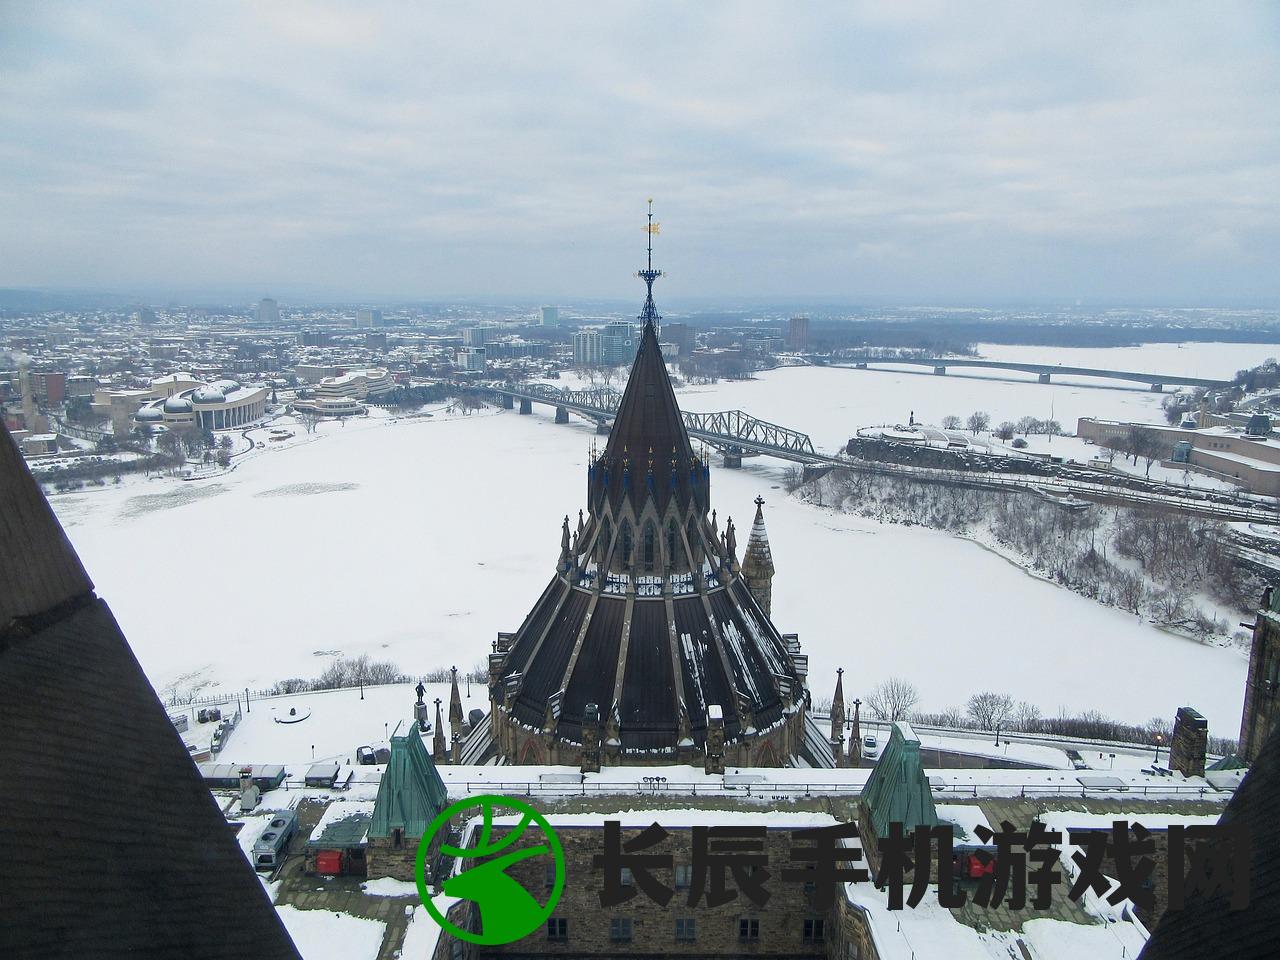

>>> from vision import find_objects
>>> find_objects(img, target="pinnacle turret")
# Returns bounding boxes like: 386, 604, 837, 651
741, 495, 776, 616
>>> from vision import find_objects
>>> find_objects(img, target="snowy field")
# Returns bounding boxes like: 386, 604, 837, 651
48, 342, 1265, 734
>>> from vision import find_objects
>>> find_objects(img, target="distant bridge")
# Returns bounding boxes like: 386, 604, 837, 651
491, 381, 1278, 524
491, 383, 817, 463
838, 357, 1231, 391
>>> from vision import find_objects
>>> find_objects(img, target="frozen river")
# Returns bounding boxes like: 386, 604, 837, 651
49, 340, 1270, 734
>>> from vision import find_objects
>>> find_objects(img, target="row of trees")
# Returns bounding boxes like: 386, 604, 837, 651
939, 412, 1064, 440
860, 676, 1236, 755
269, 654, 408, 695
267, 656, 490, 696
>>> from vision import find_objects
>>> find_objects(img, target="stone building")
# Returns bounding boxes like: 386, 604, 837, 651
1239, 585, 1280, 764
432, 807, 874, 960
366, 721, 450, 881
481, 217, 822, 771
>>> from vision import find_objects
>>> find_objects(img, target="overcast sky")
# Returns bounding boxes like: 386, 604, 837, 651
1, 2, 1278, 305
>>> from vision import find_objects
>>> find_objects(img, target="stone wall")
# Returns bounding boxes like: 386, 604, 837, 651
368, 829, 448, 884
489, 696, 808, 771
458, 824, 844, 958
1239, 604, 1280, 764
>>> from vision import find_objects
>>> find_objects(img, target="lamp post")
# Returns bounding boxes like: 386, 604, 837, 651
994, 721, 1001, 748
359, 672, 364, 701
1154, 733, 1164, 765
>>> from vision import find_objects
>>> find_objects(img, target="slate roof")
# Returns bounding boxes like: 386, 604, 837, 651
1139, 722, 1280, 959
496, 295, 806, 761
0, 421, 300, 959
369, 722, 449, 839
860, 721, 940, 839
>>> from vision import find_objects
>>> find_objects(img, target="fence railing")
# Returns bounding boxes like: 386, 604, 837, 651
436, 778, 1226, 801
217, 775, 1225, 802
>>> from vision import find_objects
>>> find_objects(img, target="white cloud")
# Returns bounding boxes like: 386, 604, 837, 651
0, 0, 1277, 302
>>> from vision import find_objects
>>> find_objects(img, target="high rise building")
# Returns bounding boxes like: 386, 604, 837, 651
462, 325, 495, 347
456, 346, 487, 372
540, 305, 559, 326
256, 298, 280, 325
572, 330, 602, 367
663, 322, 694, 358
602, 321, 636, 365
356, 309, 382, 329
788, 315, 810, 351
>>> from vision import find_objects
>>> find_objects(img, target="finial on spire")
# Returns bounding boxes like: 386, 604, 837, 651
637, 199, 663, 334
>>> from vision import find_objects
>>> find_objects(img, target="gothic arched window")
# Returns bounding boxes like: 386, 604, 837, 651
621, 521, 633, 568
667, 519, 678, 568
643, 521, 656, 572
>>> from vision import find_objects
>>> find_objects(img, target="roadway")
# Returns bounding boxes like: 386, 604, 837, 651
837, 356, 1231, 389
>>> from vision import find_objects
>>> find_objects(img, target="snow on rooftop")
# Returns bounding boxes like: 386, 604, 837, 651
308, 800, 375, 846
274, 905, 385, 960
401, 898, 460, 960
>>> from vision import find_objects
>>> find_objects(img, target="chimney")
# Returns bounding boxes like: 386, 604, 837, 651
705, 704, 725, 775
1170, 706, 1208, 778
580, 702, 601, 774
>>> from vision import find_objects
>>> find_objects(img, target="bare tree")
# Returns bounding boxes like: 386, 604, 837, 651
866, 677, 920, 722
297, 409, 321, 434
966, 411, 991, 435
1146, 714, 1173, 744
941, 415, 962, 430
966, 691, 1015, 730
1011, 700, 1043, 732
1125, 425, 1162, 477
995, 421, 1016, 441
1015, 416, 1038, 436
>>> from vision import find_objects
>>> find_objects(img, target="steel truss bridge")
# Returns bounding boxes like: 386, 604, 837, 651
493, 383, 817, 460
492, 382, 1279, 525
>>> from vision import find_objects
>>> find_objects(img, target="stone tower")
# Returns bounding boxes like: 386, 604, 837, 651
1240, 585, 1280, 764
741, 495, 776, 617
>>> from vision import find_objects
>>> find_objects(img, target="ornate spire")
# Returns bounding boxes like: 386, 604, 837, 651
448, 665, 463, 728
637, 198, 663, 334
830, 668, 847, 765
742, 496, 776, 616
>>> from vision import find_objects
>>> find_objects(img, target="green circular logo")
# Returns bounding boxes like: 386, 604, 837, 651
415, 795, 566, 946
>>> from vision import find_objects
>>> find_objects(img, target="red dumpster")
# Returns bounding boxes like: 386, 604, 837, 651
315, 850, 343, 876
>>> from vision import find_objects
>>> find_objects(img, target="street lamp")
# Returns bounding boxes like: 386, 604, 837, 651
994, 721, 1001, 748
1153, 733, 1164, 765
359, 672, 364, 700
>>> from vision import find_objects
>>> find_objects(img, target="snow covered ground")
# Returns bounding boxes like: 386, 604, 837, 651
47, 343, 1257, 734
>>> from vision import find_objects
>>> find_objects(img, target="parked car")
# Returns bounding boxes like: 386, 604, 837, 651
862, 735, 880, 760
